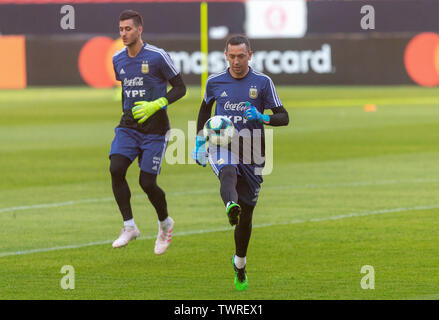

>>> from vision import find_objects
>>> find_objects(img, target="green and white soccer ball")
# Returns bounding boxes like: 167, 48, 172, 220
203, 115, 235, 146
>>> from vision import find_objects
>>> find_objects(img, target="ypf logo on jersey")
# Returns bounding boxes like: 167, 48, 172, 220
249, 86, 258, 99
141, 61, 149, 74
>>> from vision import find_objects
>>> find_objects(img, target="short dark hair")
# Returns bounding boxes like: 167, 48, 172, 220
225, 34, 251, 52
119, 9, 143, 27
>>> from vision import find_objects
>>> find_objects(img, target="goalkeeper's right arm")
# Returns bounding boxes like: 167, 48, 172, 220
196, 99, 215, 136
191, 98, 215, 167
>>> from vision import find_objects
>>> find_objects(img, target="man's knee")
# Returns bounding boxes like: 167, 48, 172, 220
219, 165, 237, 181
110, 154, 131, 179
139, 171, 158, 194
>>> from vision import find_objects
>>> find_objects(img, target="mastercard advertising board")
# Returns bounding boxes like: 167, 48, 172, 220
1, 33, 438, 88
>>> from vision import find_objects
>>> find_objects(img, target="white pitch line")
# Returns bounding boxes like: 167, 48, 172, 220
1, 203, 438, 258
0, 197, 115, 214
1, 177, 438, 215
406, 293, 439, 300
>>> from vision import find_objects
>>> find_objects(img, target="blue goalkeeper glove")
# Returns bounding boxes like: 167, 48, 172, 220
132, 97, 168, 124
243, 101, 270, 124
191, 135, 207, 167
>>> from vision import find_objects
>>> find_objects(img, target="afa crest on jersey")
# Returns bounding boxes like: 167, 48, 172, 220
249, 85, 258, 99
141, 61, 149, 74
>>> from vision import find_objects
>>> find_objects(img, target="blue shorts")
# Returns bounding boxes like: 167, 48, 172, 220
207, 146, 262, 207
109, 127, 168, 174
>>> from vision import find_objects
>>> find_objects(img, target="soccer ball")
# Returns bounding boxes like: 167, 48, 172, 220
203, 115, 234, 146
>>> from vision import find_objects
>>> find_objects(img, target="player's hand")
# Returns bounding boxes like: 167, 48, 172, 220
243, 101, 270, 124
132, 97, 168, 124
191, 135, 208, 167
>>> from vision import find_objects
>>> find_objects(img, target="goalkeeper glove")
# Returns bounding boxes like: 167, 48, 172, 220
132, 97, 168, 124
243, 101, 270, 124
191, 135, 208, 167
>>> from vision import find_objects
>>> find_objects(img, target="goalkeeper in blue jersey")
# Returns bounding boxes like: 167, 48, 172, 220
109, 10, 186, 254
192, 35, 289, 290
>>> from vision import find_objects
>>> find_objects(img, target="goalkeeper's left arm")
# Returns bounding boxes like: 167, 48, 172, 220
265, 105, 289, 126
164, 73, 187, 105
132, 74, 186, 123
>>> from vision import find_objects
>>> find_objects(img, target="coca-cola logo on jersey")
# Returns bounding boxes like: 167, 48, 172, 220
123, 77, 144, 87
224, 101, 247, 111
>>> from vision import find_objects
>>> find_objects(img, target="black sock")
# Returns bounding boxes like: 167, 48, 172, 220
219, 165, 238, 206
110, 154, 133, 221
234, 201, 255, 258
139, 170, 168, 221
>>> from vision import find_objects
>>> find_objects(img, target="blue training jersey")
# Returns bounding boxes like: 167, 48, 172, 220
113, 43, 179, 135
203, 67, 282, 135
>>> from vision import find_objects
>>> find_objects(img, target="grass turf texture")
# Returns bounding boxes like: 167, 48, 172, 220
0, 86, 438, 299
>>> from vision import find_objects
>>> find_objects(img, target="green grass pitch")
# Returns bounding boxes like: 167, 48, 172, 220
0, 85, 438, 299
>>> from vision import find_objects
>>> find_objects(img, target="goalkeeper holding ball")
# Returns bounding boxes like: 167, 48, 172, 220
109, 10, 186, 254
192, 35, 289, 291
